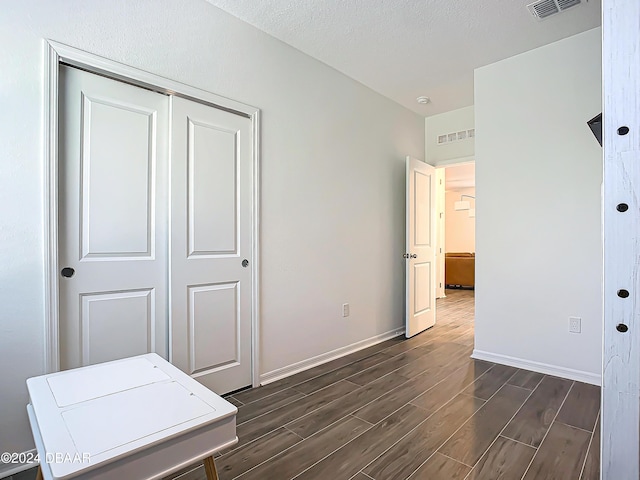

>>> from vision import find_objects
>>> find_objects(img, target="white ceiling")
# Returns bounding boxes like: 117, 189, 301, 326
206, 0, 601, 116
445, 163, 475, 190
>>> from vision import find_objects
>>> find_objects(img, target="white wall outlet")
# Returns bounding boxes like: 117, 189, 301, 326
342, 303, 350, 317
569, 316, 581, 333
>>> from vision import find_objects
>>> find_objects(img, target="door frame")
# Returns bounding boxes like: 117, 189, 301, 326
42, 40, 262, 388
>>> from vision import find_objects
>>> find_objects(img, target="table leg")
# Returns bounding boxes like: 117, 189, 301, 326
203, 456, 219, 480
35, 466, 43, 480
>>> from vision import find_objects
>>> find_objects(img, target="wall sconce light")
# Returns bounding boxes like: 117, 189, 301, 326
454, 194, 475, 218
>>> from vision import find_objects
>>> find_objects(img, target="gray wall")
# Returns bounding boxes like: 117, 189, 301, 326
0, 1, 424, 467
474, 28, 602, 383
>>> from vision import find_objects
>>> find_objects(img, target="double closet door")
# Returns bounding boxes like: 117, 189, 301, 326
57, 65, 253, 394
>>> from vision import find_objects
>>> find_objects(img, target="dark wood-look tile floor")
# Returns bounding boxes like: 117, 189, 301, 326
167, 289, 601, 480
8, 290, 600, 480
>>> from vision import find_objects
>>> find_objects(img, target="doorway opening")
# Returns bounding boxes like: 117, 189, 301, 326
435, 161, 475, 301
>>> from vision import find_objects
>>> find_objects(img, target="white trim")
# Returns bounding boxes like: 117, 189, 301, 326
433, 155, 475, 167
251, 109, 261, 388
43, 42, 60, 373
471, 349, 601, 386
43, 40, 261, 388
0, 449, 38, 477
46, 41, 254, 117
602, 0, 640, 477
259, 329, 404, 386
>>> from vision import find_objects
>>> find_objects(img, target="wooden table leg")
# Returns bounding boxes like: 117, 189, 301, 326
203, 456, 219, 480
35, 466, 43, 480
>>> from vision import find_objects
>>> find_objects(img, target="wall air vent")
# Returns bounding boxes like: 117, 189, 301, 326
437, 129, 475, 146
527, 0, 581, 20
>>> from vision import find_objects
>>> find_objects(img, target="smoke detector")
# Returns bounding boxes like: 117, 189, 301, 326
527, 0, 581, 20
416, 96, 431, 104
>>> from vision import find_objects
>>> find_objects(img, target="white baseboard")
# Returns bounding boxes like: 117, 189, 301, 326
471, 349, 601, 386
260, 328, 404, 386
0, 449, 37, 478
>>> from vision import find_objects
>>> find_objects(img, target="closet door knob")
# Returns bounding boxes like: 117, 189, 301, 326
61, 267, 75, 278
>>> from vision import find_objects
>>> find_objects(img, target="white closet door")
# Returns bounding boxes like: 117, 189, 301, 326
170, 96, 253, 394
58, 66, 169, 369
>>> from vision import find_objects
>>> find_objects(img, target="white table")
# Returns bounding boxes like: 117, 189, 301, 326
26, 353, 237, 480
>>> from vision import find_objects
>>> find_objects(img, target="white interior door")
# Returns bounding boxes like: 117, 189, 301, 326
405, 156, 437, 337
58, 66, 169, 370
170, 96, 253, 394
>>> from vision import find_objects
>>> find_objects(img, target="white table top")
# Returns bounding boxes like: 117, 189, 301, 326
27, 354, 237, 479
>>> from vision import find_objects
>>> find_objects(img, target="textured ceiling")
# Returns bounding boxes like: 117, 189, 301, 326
206, 0, 601, 116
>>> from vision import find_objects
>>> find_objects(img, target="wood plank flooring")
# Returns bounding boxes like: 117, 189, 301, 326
7, 289, 599, 480
167, 289, 601, 480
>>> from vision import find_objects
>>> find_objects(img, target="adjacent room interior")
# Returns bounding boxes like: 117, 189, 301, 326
442, 162, 476, 291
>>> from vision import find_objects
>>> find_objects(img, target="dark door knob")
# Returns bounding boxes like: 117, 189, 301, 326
61, 267, 75, 278
242, 259, 249, 268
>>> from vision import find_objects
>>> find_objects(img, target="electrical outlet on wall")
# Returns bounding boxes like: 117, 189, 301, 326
342, 303, 350, 318
569, 316, 581, 333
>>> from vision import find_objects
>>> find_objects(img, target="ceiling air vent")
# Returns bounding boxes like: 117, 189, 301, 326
527, 0, 581, 20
